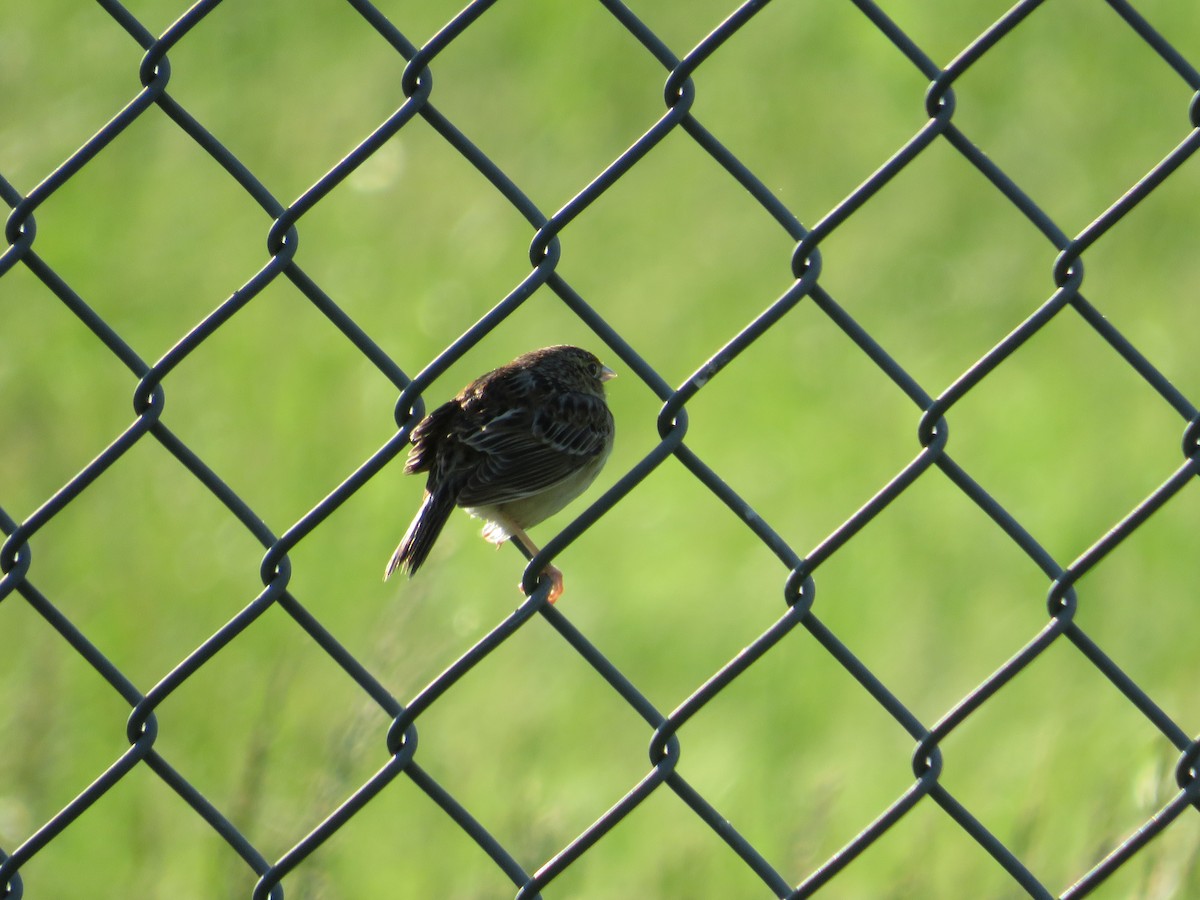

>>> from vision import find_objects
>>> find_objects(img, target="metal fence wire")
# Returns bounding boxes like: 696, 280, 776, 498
2, 0, 1200, 897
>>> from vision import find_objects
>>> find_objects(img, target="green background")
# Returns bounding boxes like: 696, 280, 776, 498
2, 1, 1199, 897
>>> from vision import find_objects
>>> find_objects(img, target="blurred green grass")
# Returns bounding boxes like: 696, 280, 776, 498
2, 1, 1200, 898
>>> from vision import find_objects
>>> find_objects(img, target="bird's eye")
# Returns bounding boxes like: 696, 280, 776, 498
588, 361, 600, 378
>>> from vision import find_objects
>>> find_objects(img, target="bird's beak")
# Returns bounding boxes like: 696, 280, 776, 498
600, 366, 617, 382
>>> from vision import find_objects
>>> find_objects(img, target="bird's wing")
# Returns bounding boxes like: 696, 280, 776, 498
402, 400, 460, 475
456, 392, 613, 506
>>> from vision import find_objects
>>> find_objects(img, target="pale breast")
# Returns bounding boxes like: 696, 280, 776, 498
465, 442, 611, 540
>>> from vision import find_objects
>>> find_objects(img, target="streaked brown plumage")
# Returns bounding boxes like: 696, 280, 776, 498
385, 345, 616, 602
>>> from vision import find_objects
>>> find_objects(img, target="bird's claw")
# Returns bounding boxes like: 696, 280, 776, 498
521, 564, 564, 604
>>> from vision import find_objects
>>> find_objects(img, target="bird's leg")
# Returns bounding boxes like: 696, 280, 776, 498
509, 529, 564, 603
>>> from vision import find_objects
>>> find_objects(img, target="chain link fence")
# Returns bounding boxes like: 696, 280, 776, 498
3, 0, 1199, 897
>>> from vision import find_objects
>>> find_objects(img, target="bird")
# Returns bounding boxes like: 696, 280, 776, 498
385, 345, 616, 603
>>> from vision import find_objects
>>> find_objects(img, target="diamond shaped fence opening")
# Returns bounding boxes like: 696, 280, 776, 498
2, 1, 1199, 898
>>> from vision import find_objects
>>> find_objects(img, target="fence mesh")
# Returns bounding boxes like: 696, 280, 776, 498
3, 0, 1200, 897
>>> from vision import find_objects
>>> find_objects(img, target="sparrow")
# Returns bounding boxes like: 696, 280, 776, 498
385, 345, 616, 603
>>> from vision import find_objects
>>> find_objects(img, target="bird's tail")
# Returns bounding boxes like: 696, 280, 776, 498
385, 488, 456, 580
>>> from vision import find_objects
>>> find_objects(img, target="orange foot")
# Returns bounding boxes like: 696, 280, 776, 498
520, 564, 564, 603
